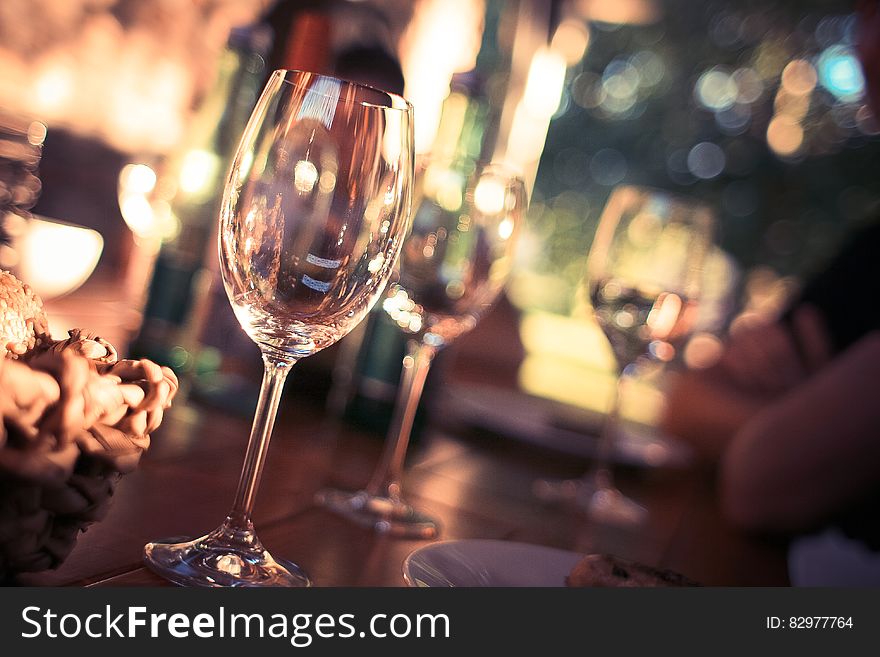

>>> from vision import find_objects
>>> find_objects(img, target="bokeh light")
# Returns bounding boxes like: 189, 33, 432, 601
817, 45, 865, 101
686, 142, 726, 179
715, 103, 751, 135
571, 71, 604, 109
551, 19, 590, 66
601, 59, 641, 115
695, 67, 737, 111
781, 59, 818, 96
629, 50, 666, 88
766, 115, 804, 157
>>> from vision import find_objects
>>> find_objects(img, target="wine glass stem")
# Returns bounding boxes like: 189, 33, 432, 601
225, 351, 295, 531
589, 365, 630, 491
366, 340, 435, 499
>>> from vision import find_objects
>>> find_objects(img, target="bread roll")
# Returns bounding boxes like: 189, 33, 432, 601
566, 553, 699, 587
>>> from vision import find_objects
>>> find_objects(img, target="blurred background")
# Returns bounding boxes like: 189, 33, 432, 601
1, 0, 877, 454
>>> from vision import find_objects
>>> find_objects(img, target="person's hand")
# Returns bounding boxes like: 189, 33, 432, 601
716, 305, 832, 397
659, 304, 833, 458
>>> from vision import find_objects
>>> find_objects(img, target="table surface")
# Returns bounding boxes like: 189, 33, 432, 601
14, 389, 790, 588
12, 277, 790, 587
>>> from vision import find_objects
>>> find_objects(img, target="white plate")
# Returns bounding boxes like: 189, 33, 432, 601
403, 539, 584, 587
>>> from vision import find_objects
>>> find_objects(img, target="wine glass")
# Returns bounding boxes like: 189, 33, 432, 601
534, 185, 713, 526
143, 70, 414, 586
317, 160, 526, 538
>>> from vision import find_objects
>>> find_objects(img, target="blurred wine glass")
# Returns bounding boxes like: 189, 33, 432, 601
534, 185, 714, 526
143, 69, 414, 586
317, 160, 526, 538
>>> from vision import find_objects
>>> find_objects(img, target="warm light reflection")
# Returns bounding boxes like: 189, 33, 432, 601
179, 149, 220, 195
781, 59, 818, 96
498, 217, 515, 240
319, 170, 337, 194
474, 176, 506, 215
383, 287, 423, 333
504, 47, 567, 176
237, 150, 255, 183
774, 89, 811, 121
646, 292, 683, 339
33, 59, 75, 117
17, 217, 104, 300
523, 48, 567, 118
576, 0, 660, 25
767, 115, 804, 156
436, 184, 463, 213
26, 121, 48, 146
505, 103, 554, 173
381, 107, 404, 168
551, 19, 590, 66
517, 310, 662, 423
294, 159, 319, 194
0, 3, 267, 155
120, 195, 155, 237
367, 253, 385, 274
424, 166, 465, 212
399, 0, 485, 154
119, 163, 157, 195
118, 161, 179, 240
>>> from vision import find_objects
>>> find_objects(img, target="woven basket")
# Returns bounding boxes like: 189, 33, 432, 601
0, 275, 178, 581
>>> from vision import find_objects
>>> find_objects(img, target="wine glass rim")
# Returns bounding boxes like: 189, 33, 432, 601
272, 68, 413, 112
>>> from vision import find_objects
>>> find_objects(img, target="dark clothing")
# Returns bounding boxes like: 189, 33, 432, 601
785, 219, 880, 551
789, 219, 880, 353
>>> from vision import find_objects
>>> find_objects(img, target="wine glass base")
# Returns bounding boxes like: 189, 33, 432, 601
533, 477, 647, 527
144, 532, 310, 588
316, 488, 440, 539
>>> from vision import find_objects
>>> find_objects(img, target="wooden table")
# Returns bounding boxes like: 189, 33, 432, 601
13, 384, 789, 587
8, 276, 789, 587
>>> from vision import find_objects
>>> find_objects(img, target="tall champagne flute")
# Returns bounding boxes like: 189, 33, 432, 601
534, 186, 713, 526
317, 161, 526, 538
143, 70, 414, 586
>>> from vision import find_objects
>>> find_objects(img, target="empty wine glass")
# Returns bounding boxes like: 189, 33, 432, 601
534, 185, 713, 526
143, 70, 414, 586
317, 160, 526, 538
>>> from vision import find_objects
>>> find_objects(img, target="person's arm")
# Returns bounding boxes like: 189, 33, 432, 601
720, 331, 880, 534
660, 368, 765, 460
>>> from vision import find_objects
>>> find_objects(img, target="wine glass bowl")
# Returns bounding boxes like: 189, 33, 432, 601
220, 73, 412, 361
318, 160, 526, 538
534, 185, 713, 526
588, 186, 710, 372
143, 70, 414, 586
384, 162, 522, 346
